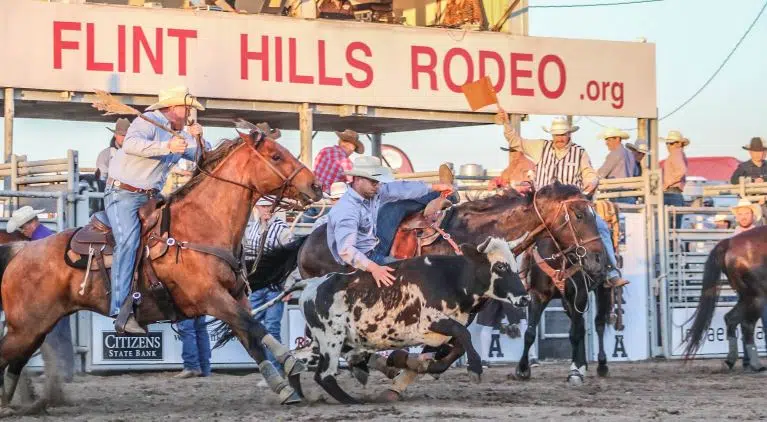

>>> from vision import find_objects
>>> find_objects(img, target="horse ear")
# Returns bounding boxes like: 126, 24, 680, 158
237, 131, 251, 143
477, 237, 493, 253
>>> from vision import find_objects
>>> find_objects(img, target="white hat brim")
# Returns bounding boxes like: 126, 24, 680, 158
6, 208, 44, 233
345, 168, 394, 183
542, 126, 579, 135
146, 97, 205, 111
731, 204, 762, 221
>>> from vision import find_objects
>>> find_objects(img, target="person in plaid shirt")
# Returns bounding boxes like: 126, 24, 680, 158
313, 129, 364, 192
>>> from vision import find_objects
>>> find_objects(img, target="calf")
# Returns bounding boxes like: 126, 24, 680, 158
298, 236, 528, 404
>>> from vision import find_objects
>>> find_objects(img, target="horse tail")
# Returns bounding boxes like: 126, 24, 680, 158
0, 242, 26, 305
683, 238, 729, 359
247, 236, 309, 292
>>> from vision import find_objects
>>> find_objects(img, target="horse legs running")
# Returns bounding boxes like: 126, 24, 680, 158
723, 300, 745, 370
513, 294, 548, 381
204, 290, 302, 404
739, 299, 765, 372
0, 329, 46, 410
594, 284, 612, 377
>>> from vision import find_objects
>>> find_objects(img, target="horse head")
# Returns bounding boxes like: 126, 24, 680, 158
234, 127, 323, 205
529, 181, 606, 280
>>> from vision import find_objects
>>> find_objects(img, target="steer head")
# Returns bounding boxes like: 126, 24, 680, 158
461, 237, 530, 308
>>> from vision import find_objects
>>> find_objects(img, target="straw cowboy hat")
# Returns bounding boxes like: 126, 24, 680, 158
146, 86, 205, 111
598, 127, 630, 140
661, 130, 690, 147
255, 196, 276, 207
6, 206, 44, 233
327, 181, 348, 199
542, 118, 579, 135
335, 129, 365, 154
344, 156, 394, 183
256, 122, 281, 140
107, 118, 131, 136
743, 137, 766, 152
730, 198, 762, 221
626, 139, 649, 154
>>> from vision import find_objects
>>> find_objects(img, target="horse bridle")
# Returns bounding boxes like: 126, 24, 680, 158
532, 193, 602, 263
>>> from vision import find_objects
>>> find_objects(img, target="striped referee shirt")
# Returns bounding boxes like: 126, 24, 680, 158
242, 214, 293, 259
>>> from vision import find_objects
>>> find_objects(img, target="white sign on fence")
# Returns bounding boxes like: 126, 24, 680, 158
0, 1, 657, 118
671, 307, 765, 357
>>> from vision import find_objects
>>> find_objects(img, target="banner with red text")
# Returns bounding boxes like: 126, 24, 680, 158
0, 1, 657, 118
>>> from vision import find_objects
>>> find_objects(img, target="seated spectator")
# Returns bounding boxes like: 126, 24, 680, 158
713, 214, 732, 230
730, 137, 767, 184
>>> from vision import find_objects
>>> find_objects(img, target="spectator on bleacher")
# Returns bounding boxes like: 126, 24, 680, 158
661, 130, 689, 228
95, 118, 129, 185
626, 139, 648, 177
6, 206, 74, 382
731, 199, 761, 234
730, 137, 767, 184
713, 214, 732, 230
597, 128, 636, 205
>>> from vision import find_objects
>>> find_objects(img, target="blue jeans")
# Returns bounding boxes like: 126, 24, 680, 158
249, 288, 285, 370
178, 316, 212, 375
613, 197, 636, 205
664, 192, 685, 229
595, 215, 621, 280
104, 188, 149, 316
44, 316, 74, 382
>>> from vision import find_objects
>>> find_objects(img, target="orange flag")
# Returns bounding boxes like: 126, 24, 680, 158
461, 76, 498, 111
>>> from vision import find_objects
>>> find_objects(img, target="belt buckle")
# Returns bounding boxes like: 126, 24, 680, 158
113, 180, 122, 188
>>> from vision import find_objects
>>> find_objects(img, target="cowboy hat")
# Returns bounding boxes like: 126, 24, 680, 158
6, 206, 44, 233
598, 127, 630, 140
256, 122, 281, 140
730, 198, 762, 221
542, 118, 579, 135
255, 196, 276, 207
335, 129, 365, 154
146, 86, 205, 111
626, 139, 649, 154
344, 156, 394, 183
743, 137, 766, 152
327, 181, 348, 199
661, 130, 690, 147
107, 118, 131, 136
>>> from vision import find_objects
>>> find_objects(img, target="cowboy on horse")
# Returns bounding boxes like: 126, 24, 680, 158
106, 85, 207, 334
326, 156, 455, 287
498, 108, 629, 289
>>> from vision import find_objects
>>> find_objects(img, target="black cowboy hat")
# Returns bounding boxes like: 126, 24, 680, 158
743, 137, 767, 152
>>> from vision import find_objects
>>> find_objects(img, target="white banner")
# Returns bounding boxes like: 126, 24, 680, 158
0, 1, 657, 118
671, 307, 765, 357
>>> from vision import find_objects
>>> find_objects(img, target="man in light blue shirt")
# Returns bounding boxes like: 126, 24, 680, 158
326, 156, 454, 287
597, 128, 636, 205
105, 85, 206, 334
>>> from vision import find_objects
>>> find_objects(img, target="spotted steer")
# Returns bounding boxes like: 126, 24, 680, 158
297, 237, 528, 404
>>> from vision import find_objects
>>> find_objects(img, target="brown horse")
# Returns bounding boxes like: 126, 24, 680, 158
0, 129, 322, 413
241, 182, 607, 399
683, 226, 767, 370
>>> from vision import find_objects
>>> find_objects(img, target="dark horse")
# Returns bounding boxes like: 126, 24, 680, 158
514, 236, 618, 385
0, 130, 323, 415
684, 226, 767, 370
243, 182, 607, 397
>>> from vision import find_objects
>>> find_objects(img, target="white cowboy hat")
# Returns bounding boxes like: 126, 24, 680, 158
661, 130, 690, 147
255, 196, 275, 207
146, 86, 205, 111
542, 118, 579, 135
344, 156, 394, 183
598, 127, 630, 140
327, 181, 348, 199
6, 206, 44, 233
626, 139, 649, 154
713, 214, 729, 222
730, 198, 762, 221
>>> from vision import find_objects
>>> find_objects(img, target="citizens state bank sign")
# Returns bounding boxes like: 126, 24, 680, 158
0, 1, 656, 118
102, 332, 163, 361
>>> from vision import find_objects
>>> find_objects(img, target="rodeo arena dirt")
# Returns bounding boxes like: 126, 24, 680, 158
2, 0, 767, 420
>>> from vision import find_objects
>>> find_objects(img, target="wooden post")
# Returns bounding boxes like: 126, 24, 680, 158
370, 133, 382, 158
299, 103, 313, 167
507, 114, 522, 164
66, 149, 78, 228
4, 88, 13, 191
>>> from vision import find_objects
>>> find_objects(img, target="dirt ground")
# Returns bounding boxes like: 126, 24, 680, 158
14, 359, 767, 421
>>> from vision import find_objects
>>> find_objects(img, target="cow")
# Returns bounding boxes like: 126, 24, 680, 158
295, 236, 529, 404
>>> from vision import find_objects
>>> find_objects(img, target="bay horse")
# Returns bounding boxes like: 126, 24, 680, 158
240, 182, 607, 399
683, 226, 767, 371
0, 129, 323, 414
512, 236, 618, 386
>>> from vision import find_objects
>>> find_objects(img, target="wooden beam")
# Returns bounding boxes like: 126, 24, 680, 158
4, 88, 13, 164
299, 103, 313, 167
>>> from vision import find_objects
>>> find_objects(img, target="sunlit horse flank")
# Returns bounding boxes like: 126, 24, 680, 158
297, 237, 529, 404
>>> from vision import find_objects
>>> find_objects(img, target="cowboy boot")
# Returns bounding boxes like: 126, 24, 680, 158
438, 163, 454, 185
604, 277, 630, 289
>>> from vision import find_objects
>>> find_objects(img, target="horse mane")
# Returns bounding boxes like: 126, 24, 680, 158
168, 138, 244, 203
459, 188, 530, 213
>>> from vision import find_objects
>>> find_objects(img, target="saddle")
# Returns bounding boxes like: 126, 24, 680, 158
391, 197, 455, 259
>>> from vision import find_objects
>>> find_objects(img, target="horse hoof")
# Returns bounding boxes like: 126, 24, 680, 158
567, 372, 584, 387
468, 371, 481, 384
722, 360, 735, 371
597, 365, 609, 377
351, 367, 369, 386
509, 367, 531, 381
280, 389, 303, 405
377, 389, 402, 403
283, 356, 308, 376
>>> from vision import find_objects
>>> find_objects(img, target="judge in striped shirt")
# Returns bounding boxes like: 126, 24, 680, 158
499, 110, 628, 289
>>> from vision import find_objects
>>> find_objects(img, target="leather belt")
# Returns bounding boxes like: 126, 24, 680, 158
107, 178, 158, 195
